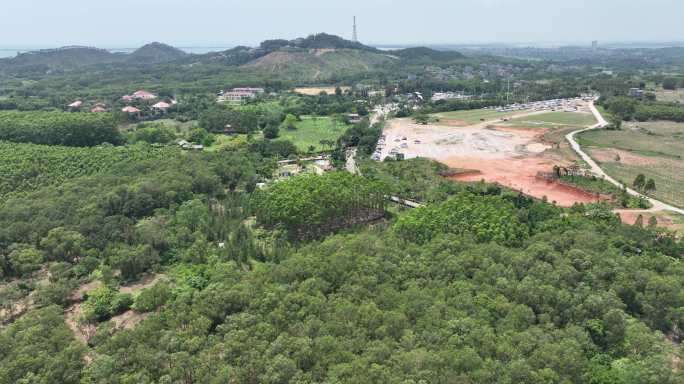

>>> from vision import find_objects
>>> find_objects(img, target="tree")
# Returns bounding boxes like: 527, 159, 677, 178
8, 246, 44, 277
663, 78, 678, 91
633, 174, 646, 190
282, 114, 298, 131
263, 124, 280, 139
110, 244, 160, 281
40, 228, 85, 263
634, 214, 644, 228
648, 216, 658, 228
644, 178, 656, 194
607, 116, 622, 130
414, 112, 430, 125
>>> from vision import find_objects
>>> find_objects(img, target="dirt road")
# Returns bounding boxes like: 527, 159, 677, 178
566, 101, 684, 215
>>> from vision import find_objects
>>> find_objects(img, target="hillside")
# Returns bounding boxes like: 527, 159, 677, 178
390, 46, 465, 62
0, 42, 187, 72
127, 42, 187, 64
243, 48, 397, 80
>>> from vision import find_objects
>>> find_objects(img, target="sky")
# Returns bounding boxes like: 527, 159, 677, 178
2, 0, 683, 48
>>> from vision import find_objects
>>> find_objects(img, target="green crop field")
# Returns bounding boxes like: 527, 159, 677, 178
435, 109, 527, 124
277, 116, 349, 152
579, 121, 684, 208
505, 112, 596, 129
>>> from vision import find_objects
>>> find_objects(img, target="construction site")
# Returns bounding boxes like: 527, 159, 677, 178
377, 98, 605, 206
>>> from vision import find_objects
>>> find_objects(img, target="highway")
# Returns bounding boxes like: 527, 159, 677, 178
566, 100, 684, 215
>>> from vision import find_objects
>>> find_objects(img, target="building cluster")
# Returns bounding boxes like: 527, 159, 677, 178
431, 91, 474, 102
120, 90, 177, 115
276, 156, 334, 179
217, 87, 265, 103
67, 100, 109, 113
628, 88, 645, 98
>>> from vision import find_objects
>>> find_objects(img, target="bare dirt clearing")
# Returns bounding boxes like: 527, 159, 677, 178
294, 86, 351, 95
616, 210, 684, 236
65, 273, 166, 346
381, 109, 601, 206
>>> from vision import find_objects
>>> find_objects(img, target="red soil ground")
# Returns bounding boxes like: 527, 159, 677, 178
616, 210, 684, 232
446, 156, 601, 207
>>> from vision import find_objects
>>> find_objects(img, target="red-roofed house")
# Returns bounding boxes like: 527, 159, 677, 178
152, 101, 171, 111
121, 106, 141, 114
68, 100, 83, 110
133, 90, 157, 100
121, 95, 134, 102
91, 106, 107, 113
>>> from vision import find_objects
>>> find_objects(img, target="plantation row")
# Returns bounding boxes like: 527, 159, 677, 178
0, 111, 122, 146
0, 142, 180, 201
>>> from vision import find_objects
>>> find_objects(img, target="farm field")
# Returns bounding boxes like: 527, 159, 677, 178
579, 121, 684, 207
277, 116, 348, 152
655, 88, 684, 103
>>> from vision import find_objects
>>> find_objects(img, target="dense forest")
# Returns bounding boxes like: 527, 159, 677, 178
1, 33, 684, 384
0, 147, 682, 383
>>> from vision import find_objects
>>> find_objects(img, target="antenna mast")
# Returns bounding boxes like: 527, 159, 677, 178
352, 16, 358, 42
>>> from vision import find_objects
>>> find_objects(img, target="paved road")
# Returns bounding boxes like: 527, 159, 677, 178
346, 107, 389, 175
566, 101, 684, 215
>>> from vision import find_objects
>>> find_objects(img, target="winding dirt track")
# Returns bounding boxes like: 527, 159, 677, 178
566, 101, 684, 215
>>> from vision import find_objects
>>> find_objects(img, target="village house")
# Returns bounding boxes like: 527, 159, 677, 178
152, 101, 171, 112
68, 100, 83, 111
90, 106, 107, 113
346, 113, 362, 123
122, 90, 157, 102
218, 87, 265, 103
121, 106, 141, 116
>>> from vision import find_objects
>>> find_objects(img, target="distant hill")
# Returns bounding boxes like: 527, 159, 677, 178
0, 46, 123, 71
389, 47, 465, 62
127, 42, 187, 64
0, 35, 466, 79
0, 42, 186, 73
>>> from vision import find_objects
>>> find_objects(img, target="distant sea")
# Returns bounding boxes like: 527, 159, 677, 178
0, 46, 235, 59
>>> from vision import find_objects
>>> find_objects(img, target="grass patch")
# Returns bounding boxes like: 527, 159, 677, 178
276, 116, 348, 152
599, 162, 684, 208
578, 122, 684, 160
559, 175, 649, 209
505, 112, 596, 129
435, 109, 527, 124
655, 88, 684, 103
578, 120, 684, 208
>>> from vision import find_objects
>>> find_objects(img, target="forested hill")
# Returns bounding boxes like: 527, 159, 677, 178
0, 46, 124, 71
389, 46, 466, 62
0, 42, 186, 72
0, 34, 465, 78
126, 42, 188, 64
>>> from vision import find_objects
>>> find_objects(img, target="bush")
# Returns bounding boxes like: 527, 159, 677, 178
8, 246, 44, 277
132, 282, 171, 312
82, 286, 132, 322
